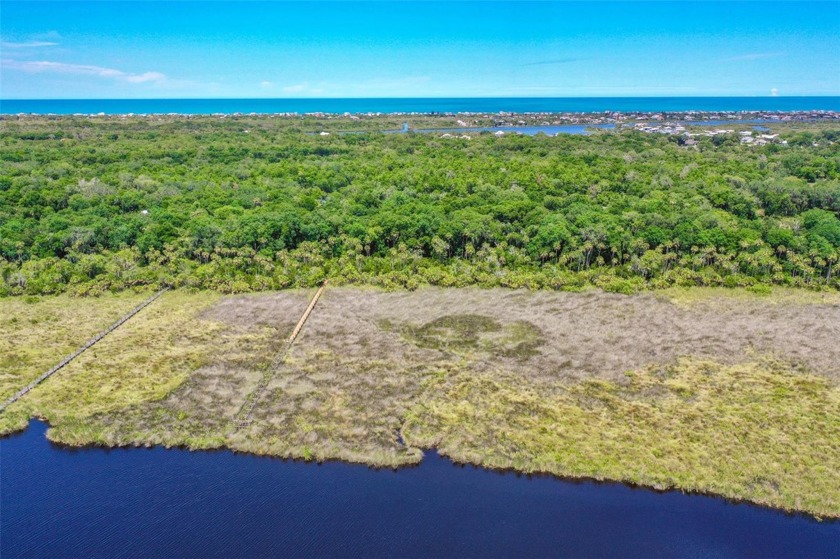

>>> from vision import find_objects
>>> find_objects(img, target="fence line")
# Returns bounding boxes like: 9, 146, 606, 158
235, 281, 327, 428
0, 288, 169, 412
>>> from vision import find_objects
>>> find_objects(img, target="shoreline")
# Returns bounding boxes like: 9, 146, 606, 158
2, 287, 839, 519
4, 417, 837, 522
0, 290, 840, 520
3, 108, 838, 119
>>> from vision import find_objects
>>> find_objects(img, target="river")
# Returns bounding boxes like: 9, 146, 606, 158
2, 420, 838, 558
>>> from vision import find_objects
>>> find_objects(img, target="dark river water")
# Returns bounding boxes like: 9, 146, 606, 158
2, 420, 838, 558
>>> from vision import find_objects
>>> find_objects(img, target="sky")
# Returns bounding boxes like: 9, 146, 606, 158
1, 1, 839, 99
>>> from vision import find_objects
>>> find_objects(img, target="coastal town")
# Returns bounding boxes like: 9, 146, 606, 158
628, 122, 785, 145
7, 108, 836, 146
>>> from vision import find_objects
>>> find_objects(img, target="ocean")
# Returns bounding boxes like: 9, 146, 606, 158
2, 97, 839, 115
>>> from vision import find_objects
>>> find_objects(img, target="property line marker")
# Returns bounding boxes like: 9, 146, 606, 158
235, 280, 328, 429
0, 288, 169, 412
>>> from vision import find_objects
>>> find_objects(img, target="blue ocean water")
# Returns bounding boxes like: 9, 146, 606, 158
2, 97, 839, 115
2, 421, 838, 558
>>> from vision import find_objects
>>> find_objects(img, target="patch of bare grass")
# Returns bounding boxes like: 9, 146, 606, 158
51, 290, 313, 449
229, 289, 441, 466
323, 286, 840, 382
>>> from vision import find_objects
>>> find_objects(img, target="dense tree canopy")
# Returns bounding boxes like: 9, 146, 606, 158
1, 116, 838, 295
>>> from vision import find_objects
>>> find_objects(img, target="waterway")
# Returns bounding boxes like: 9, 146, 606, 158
335, 121, 779, 137
3, 421, 838, 557
407, 123, 616, 136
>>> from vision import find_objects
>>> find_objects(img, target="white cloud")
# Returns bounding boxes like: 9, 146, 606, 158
1, 59, 166, 84
124, 72, 166, 83
771, 88, 779, 97
260, 81, 274, 89
1, 41, 58, 48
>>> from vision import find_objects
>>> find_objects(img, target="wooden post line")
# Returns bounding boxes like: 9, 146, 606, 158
235, 280, 328, 428
0, 288, 169, 413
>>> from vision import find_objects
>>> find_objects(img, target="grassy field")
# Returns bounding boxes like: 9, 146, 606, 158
403, 357, 839, 517
1, 286, 838, 518
0, 291, 226, 434
0, 292, 149, 403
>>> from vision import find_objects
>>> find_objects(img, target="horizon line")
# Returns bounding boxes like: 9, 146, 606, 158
4, 95, 840, 102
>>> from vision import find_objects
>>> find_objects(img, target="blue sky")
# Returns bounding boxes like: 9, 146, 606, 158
1, 1, 839, 99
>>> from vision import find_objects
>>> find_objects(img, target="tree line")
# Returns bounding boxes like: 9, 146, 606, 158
1, 116, 838, 295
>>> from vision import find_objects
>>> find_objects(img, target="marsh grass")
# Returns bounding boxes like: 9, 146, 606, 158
382, 313, 545, 359
402, 357, 840, 518
229, 300, 442, 466
2, 286, 838, 516
46, 290, 313, 449
660, 286, 840, 308
0, 291, 150, 403
0, 292, 229, 436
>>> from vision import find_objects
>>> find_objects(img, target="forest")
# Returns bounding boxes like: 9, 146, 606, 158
1, 115, 839, 296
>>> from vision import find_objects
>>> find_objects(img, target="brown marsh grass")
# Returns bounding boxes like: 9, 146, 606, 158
1, 286, 838, 516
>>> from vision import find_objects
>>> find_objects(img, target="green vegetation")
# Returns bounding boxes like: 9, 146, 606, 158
403, 357, 840, 518
1, 116, 839, 295
382, 314, 544, 358
0, 291, 149, 402
1, 287, 838, 517
2, 114, 839, 517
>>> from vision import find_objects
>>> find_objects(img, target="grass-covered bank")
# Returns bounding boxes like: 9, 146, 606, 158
403, 358, 839, 518
0, 290, 228, 434
1, 287, 838, 518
